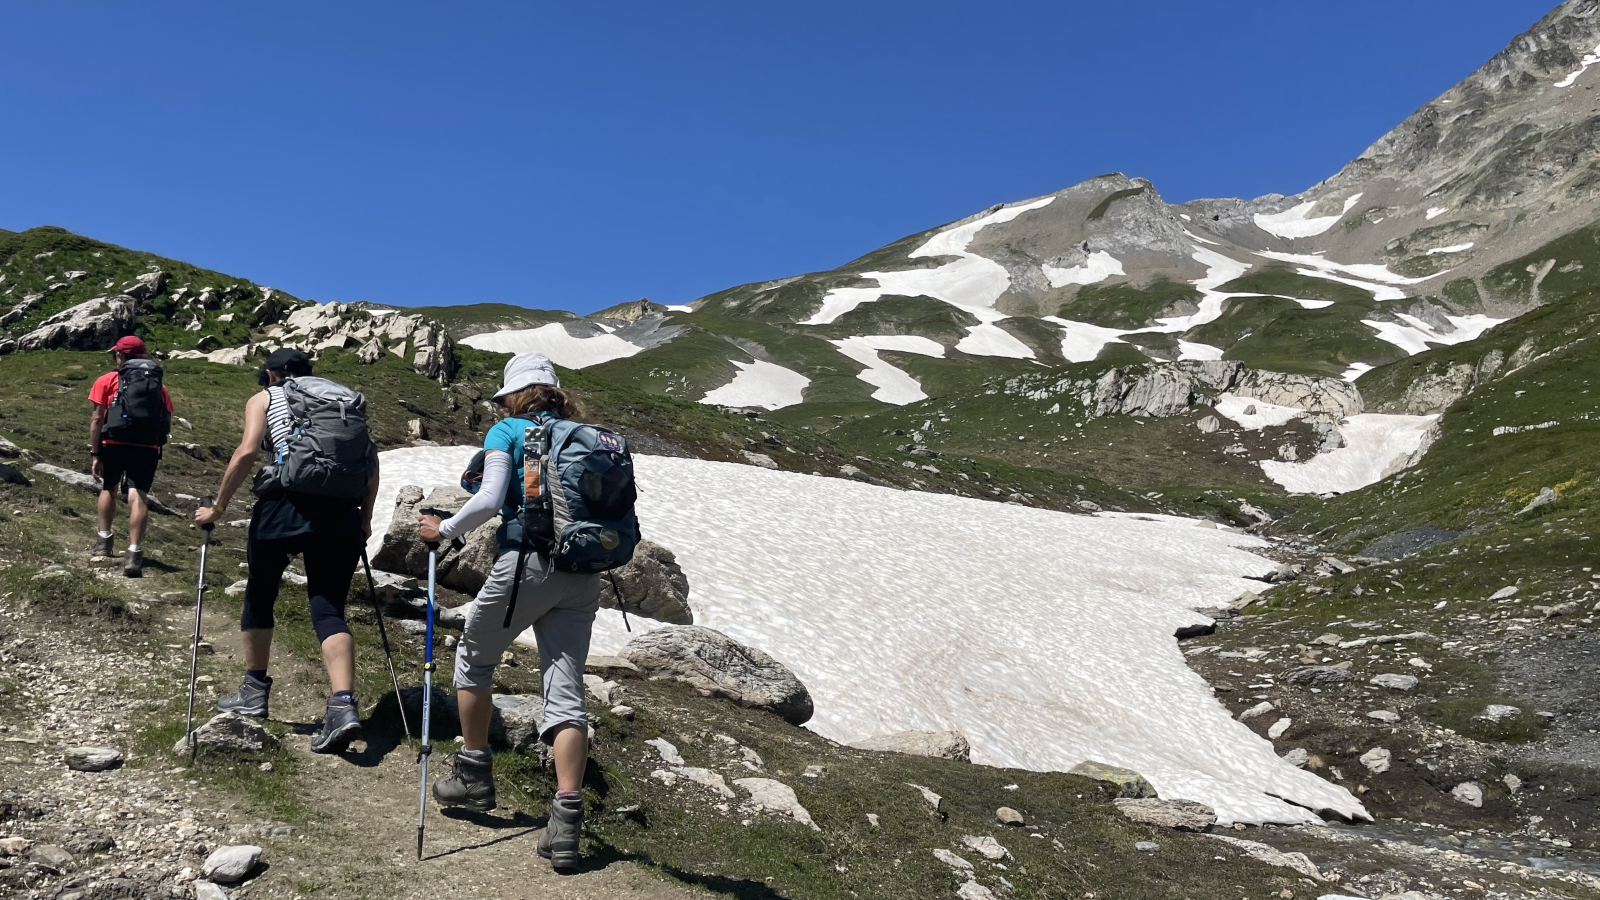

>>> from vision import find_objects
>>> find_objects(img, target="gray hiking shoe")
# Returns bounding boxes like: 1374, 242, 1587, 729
310, 695, 362, 754
92, 534, 114, 559
217, 673, 271, 718
432, 749, 496, 811
537, 795, 584, 870
123, 548, 143, 578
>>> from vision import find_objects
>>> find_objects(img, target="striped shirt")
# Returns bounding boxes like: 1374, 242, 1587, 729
264, 385, 294, 459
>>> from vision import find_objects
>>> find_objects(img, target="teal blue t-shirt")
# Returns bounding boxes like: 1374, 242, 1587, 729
483, 412, 556, 550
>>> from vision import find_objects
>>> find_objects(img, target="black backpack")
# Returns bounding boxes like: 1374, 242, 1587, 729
102, 359, 171, 447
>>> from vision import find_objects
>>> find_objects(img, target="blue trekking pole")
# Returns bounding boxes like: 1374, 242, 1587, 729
416, 513, 442, 860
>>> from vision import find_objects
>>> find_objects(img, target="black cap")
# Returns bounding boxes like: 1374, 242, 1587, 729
258, 348, 313, 385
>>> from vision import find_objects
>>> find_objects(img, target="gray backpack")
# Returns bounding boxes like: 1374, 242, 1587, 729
255, 377, 377, 500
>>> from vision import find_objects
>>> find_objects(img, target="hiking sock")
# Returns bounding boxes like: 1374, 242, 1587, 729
247, 669, 269, 683
331, 690, 354, 704
98, 531, 112, 539
556, 790, 581, 801
127, 543, 141, 553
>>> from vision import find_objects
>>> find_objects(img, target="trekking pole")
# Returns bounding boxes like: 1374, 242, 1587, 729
360, 548, 412, 742
185, 496, 216, 764
416, 515, 443, 861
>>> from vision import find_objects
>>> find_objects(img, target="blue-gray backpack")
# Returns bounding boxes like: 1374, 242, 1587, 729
518, 417, 639, 573
254, 377, 377, 500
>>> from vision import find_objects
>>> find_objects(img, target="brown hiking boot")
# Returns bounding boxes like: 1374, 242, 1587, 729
537, 794, 584, 870
92, 534, 114, 559
123, 549, 144, 578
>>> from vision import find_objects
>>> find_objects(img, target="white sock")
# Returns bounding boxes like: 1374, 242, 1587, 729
127, 543, 141, 553
98, 531, 112, 539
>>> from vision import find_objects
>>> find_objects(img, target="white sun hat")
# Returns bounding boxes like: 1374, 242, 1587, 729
491, 352, 560, 401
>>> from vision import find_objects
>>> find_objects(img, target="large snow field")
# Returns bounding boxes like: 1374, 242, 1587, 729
1252, 194, 1362, 240
1363, 313, 1504, 356
830, 335, 946, 405
372, 449, 1367, 826
699, 359, 810, 410
1042, 250, 1125, 288
460, 322, 644, 369
802, 197, 1056, 327
1261, 414, 1438, 495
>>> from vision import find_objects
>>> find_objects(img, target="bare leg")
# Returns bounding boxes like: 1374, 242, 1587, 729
127, 489, 149, 547
96, 490, 117, 539
242, 628, 273, 672
550, 723, 589, 793
321, 633, 354, 694
456, 687, 494, 752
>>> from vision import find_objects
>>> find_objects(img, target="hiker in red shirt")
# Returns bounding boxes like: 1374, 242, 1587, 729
88, 336, 174, 577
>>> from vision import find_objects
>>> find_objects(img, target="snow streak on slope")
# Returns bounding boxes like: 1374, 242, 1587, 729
1556, 42, 1600, 86
955, 319, 1035, 359
831, 335, 946, 404
699, 360, 810, 410
1041, 317, 1130, 363
1255, 250, 1444, 302
1261, 414, 1438, 494
1363, 313, 1504, 356
802, 198, 1056, 325
1214, 395, 1303, 431
1253, 194, 1362, 239
1042, 251, 1124, 287
373, 450, 1368, 826
460, 322, 643, 369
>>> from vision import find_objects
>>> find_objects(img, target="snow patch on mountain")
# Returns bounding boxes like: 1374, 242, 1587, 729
1556, 42, 1600, 86
371, 449, 1368, 826
1253, 194, 1362, 239
1261, 414, 1438, 494
1255, 250, 1444, 302
1214, 395, 1304, 431
460, 322, 643, 368
956, 314, 1036, 359
1426, 207, 1449, 221
1041, 317, 1130, 363
1363, 313, 1504, 355
1042, 251, 1124, 288
802, 197, 1056, 325
1342, 362, 1374, 382
700, 359, 810, 410
1177, 340, 1225, 361
1425, 243, 1474, 255
831, 335, 946, 404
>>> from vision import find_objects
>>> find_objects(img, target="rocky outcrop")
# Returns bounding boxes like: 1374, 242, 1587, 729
1234, 370, 1363, 417
599, 541, 693, 625
850, 730, 971, 761
623, 625, 813, 725
1004, 360, 1362, 423
266, 303, 456, 383
1068, 760, 1157, 798
18, 296, 136, 351
1113, 798, 1217, 830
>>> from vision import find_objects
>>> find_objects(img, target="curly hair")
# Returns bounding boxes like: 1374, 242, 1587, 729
502, 384, 582, 419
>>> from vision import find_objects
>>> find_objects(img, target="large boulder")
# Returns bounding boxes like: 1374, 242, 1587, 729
18, 296, 137, 351
623, 626, 813, 725
1113, 798, 1217, 830
850, 730, 971, 761
1235, 370, 1363, 417
174, 713, 279, 754
399, 687, 543, 750
1069, 760, 1157, 798
599, 541, 692, 624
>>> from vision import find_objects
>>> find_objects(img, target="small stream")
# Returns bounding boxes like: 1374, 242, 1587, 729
1324, 820, 1600, 877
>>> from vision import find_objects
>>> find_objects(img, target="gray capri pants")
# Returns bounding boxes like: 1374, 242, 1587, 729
453, 549, 600, 743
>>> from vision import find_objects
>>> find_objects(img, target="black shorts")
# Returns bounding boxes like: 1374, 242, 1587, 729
101, 445, 160, 494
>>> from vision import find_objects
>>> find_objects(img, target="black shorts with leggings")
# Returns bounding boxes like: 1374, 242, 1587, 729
242, 532, 361, 643
100, 444, 160, 494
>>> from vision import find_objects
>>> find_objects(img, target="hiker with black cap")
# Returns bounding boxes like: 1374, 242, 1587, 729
417, 351, 627, 871
194, 348, 382, 754
88, 335, 174, 577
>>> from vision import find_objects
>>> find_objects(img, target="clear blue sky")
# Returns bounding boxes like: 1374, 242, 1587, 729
1, 1, 1555, 313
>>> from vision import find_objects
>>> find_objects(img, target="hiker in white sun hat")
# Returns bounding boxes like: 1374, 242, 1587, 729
491, 351, 560, 400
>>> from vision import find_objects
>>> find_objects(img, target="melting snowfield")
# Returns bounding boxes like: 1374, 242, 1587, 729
1261, 414, 1438, 495
1252, 194, 1362, 239
830, 335, 946, 405
373, 450, 1366, 826
460, 322, 643, 369
699, 359, 810, 410
1364, 313, 1504, 356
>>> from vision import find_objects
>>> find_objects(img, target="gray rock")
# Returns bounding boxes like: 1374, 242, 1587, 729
1359, 747, 1392, 774
1370, 673, 1419, 691
740, 450, 780, 470
63, 746, 122, 772
175, 713, 280, 755
28, 843, 74, 871
372, 485, 497, 596
18, 296, 137, 351
1489, 585, 1519, 601
956, 881, 996, 900
1235, 369, 1364, 417
1196, 415, 1220, 434
0, 463, 30, 486
645, 737, 685, 766
932, 848, 973, 872
30, 463, 99, 493
1112, 798, 1216, 830
1068, 760, 1157, 798
995, 806, 1025, 826
908, 782, 942, 812
1475, 704, 1521, 723
1281, 748, 1310, 768
1520, 486, 1557, 515
960, 834, 1010, 860
1367, 710, 1401, 724
1205, 834, 1324, 880
674, 766, 735, 798
1280, 665, 1353, 687
0, 435, 21, 458
492, 694, 544, 751
849, 730, 970, 762
1451, 782, 1484, 808
734, 777, 817, 830
202, 844, 262, 884
1135, 840, 1160, 852
1266, 717, 1292, 740
194, 881, 230, 900
623, 625, 812, 725
598, 541, 693, 625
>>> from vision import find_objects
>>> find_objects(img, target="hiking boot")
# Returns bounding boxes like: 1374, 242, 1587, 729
122, 549, 143, 578
217, 672, 272, 718
310, 695, 362, 754
431, 749, 496, 811
537, 794, 584, 870
92, 534, 114, 559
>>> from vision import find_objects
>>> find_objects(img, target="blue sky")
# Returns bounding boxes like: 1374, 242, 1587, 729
2, 1, 1555, 313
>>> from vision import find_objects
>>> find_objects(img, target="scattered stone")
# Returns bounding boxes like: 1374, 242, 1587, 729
1451, 782, 1484, 808
674, 766, 735, 798
740, 450, 780, 470
908, 783, 942, 812
173, 713, 280, 755
1489, 586, 1519, 601
0, 837, 32, 856
1135, 840, 1160, 852
1370, 673, 1419, 691
583, 674, 619, 705
1068, 760, 1156, 798
1281, 748, 1310, 768
957, 881, 996, 900
63, 746, 122, 772
1520, 487, 1557, 514
1311, 633, 1341, 647
995, 807, 1025, 826
1474, 704, 1521, 723
931, 848, 973, 872
1336, 631, 1438, 650
0, 434, 23, 458
28, 843, 74, 871
194, 881, 230, 900
1359, 748, 1392, 774
1366, 710, 1400, 724
610, 705, 635, 719
1503, 773, 1523, 794
1112, 798, 1216, 831
1280, 665, 1353, 687
1266, 717, 1292, 740
1238, 701, 1275, 721
202, 844, 262, 884
961, 835, 1011, 860
849, 730, 970, 762
734, 778, 818, 830
491, 694, 543, 751
598, 541, 694, 624
623, 625, 813, 725
1206, 834, 1324, 880
1196, 415, 1220, 434
30, 462, 99, 493
645, 737, 685, 766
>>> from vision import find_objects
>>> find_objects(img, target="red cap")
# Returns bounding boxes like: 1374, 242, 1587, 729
110, 336, 147, 357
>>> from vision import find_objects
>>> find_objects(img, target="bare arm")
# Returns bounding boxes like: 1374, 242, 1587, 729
195, 391, 269, 528
88, 402, 106, 478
